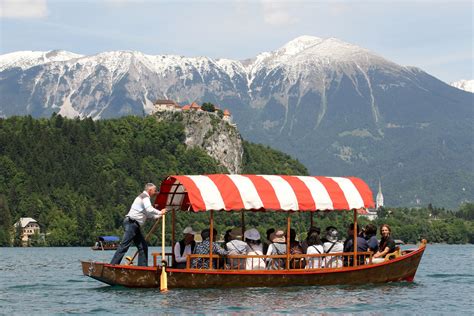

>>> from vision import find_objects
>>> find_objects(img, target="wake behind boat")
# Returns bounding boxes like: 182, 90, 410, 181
81, 174, 426, 288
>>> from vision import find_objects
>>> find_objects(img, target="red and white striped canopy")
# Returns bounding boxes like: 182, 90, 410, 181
156, 174, 374, 212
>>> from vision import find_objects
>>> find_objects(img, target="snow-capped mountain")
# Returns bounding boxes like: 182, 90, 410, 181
0, 36, 416, 120
0, 50, 83, 71
450, 79, 474, 93
0, 36, 472, 208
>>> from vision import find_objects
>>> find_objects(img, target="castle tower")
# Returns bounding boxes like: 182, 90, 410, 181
376, 179, 384, 209
223, 109, 232, 122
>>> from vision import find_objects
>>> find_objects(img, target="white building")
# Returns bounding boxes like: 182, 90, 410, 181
14, 217, 41, 246
151, 99, 180, 114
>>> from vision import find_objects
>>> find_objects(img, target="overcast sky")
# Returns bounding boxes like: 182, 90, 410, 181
0, 0, 472, 83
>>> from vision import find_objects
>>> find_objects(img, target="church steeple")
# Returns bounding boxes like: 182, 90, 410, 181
376, 179, 384, 209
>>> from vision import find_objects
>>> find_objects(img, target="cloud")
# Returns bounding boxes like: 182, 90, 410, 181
0, 0, 48, 18
262, 1, 298, 26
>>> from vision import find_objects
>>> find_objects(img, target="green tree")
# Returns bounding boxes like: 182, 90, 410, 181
0, 194, 12, 246
46, 209, 79, 246
76, 205, 96, 246
13, 223, 23, 247
29, 230, 46, 247
457, 203, 474, 220
201, 102, 216, 112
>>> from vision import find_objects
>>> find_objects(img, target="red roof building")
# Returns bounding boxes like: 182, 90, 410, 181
190, 102, 201, 110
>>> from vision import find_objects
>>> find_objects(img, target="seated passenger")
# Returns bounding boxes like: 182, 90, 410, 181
191, 228, 228, 269
372, 224, 396, 263
225, 227, 248, 269
323, 227, 344, 268
320, 226, 336, 244
301, 226, 321, 253
343, 223, 369, 267
305, 232, 324, 269
364, 224, 379, 253
262, 228, 275, 255
265, 230, 287, 270
223, 229, 232, 250
288, 228, 304, 269
244, 228, 266, 270
173, 226, 196, 268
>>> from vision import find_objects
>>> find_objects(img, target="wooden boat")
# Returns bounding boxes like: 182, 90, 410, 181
81, 174, 426, 288
91, 236, 120, 251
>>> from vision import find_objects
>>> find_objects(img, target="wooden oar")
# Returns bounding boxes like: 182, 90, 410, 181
126, 217, 162, 265
160, 214, 168, 292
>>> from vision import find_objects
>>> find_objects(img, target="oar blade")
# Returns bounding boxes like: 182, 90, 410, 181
160, 266, 168, 292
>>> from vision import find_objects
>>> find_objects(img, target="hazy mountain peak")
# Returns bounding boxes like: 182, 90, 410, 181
277, 35, 323, 55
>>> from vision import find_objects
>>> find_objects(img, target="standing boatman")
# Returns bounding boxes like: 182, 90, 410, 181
110, 183, 167, 266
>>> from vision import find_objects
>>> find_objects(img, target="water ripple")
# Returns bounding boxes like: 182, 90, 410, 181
0, 245, 473, 314
427, 273, 473, 278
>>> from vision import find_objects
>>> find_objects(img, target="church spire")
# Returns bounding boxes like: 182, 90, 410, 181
376, 179, 384, 209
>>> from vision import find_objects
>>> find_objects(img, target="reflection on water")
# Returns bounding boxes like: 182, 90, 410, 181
0, 245, 473, 314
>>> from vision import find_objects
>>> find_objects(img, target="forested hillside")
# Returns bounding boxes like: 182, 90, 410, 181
177, 203, 474, 247
0, 115, 307, 246
0, 115, 471, 246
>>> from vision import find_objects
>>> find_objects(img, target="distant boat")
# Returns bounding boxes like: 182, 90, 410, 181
91, 236, 120, 251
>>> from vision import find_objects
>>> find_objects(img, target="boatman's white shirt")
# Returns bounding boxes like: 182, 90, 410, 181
126, 191, 163, 226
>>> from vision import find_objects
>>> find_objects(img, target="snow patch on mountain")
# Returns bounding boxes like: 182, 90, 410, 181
0, 50, 83, 71
451, 79, 474, 93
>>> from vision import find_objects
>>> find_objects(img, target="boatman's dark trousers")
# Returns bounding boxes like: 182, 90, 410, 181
110, 217, 148, 266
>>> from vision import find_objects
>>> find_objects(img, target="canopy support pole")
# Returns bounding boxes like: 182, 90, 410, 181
353, 209, 358, 267
310, 212, 314, 227
209, 210, 214, 269
286, 213, 291, 270
166, 182, 181, 266
241, 210, 245, 241
171, 208, 176, 265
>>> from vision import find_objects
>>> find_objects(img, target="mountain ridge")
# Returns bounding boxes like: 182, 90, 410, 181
0, 36, 472, 208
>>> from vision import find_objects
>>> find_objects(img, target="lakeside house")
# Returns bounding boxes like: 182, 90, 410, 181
13, 217, 41, 246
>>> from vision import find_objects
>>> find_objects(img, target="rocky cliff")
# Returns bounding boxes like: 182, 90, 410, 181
153, 110, 243, 174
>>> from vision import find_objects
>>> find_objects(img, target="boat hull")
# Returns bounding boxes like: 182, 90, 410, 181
91, 246, 118, 251
81, 244, 425, 288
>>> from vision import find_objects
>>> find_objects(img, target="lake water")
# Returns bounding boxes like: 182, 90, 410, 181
0, 244, 473, 314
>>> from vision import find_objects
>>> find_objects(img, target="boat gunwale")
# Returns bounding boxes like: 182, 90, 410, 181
87, 243, 425, 275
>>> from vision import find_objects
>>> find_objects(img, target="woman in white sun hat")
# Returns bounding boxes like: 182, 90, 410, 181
265, 230, 287, 270
244, 228, 266, 270
323, 227, 343, 268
